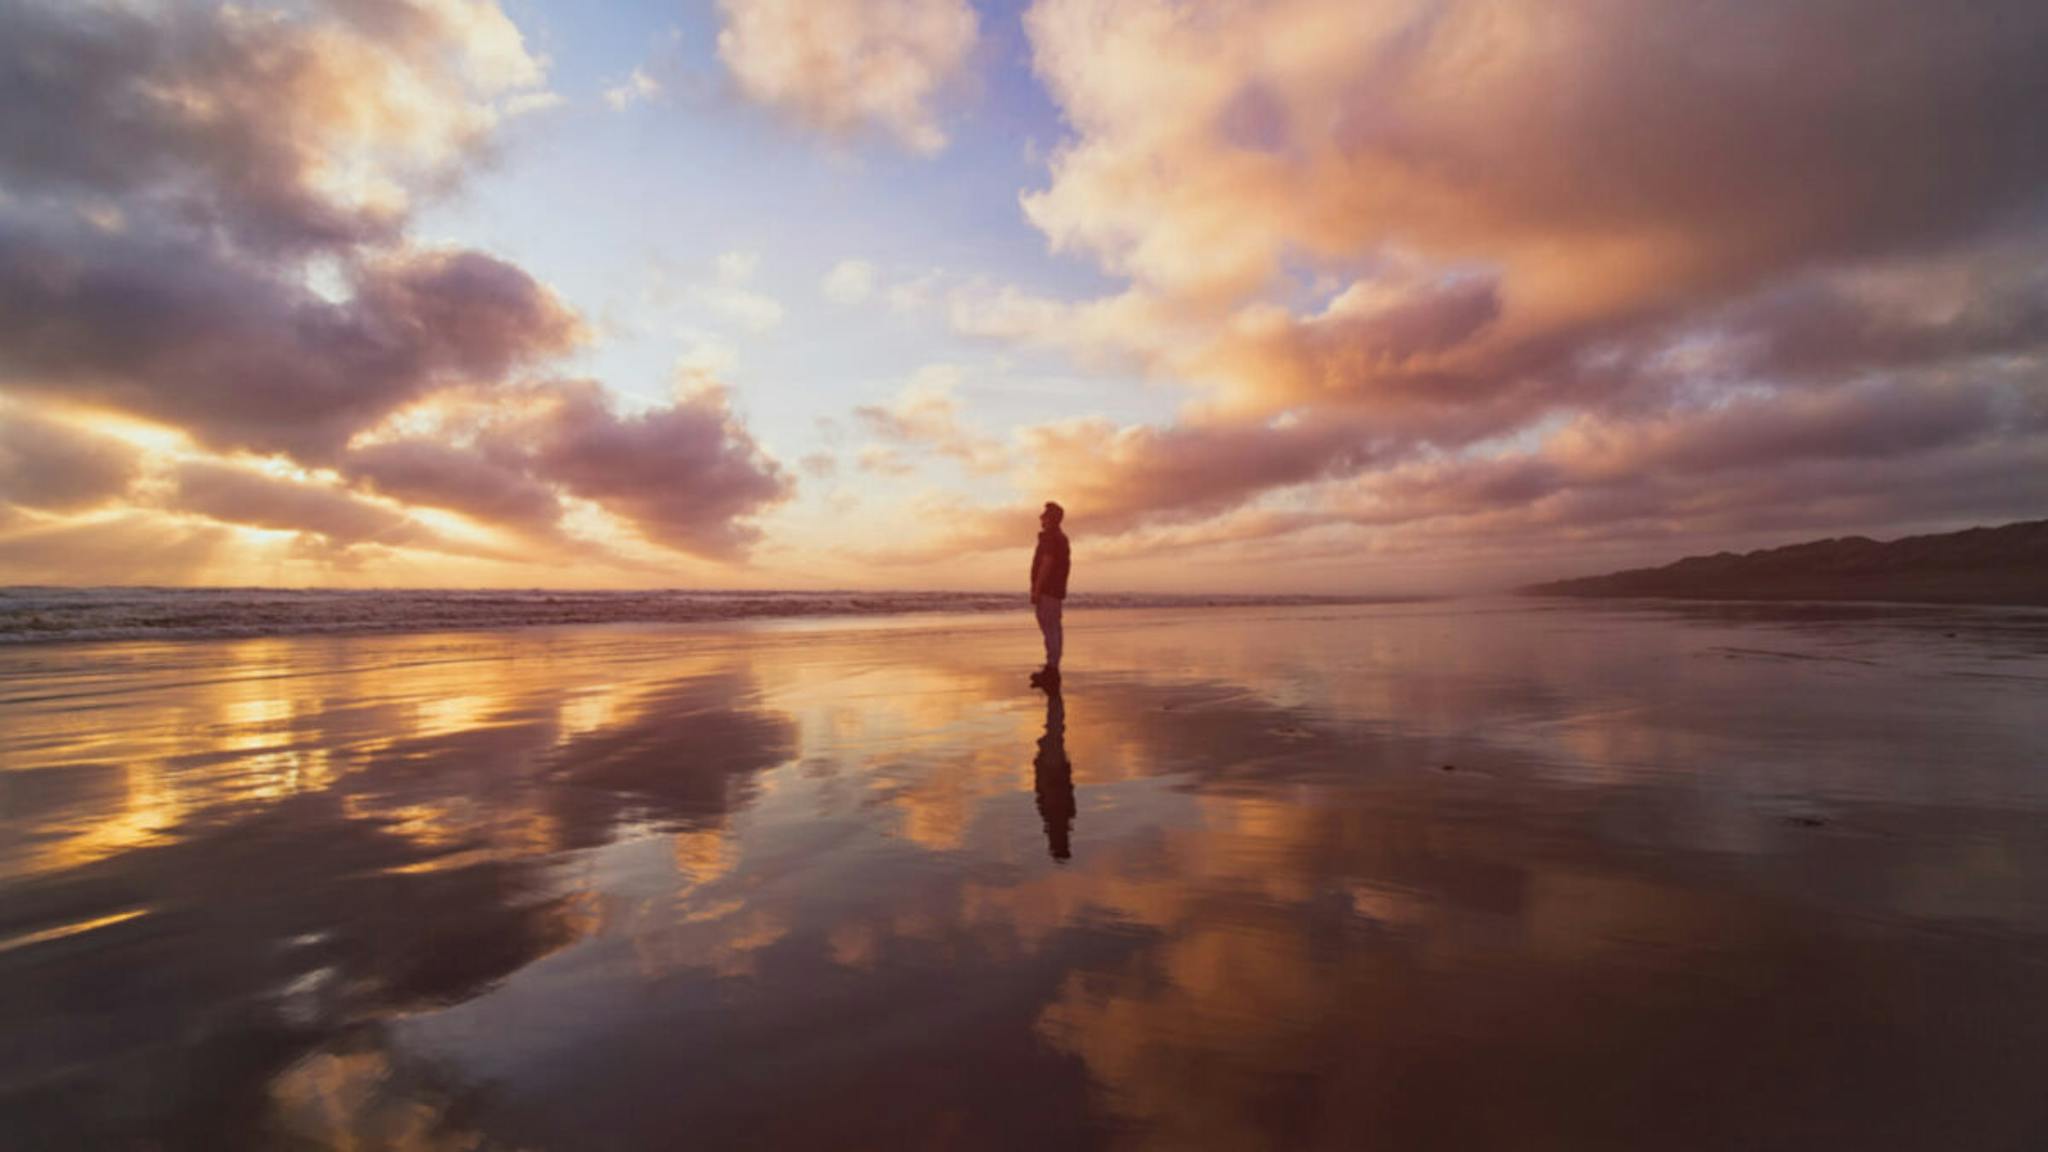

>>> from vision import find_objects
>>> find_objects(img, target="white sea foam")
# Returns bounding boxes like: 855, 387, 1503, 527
0, 587, 1400, 645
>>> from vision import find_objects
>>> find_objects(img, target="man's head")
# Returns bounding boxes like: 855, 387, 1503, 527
1040, 501, 1064, 529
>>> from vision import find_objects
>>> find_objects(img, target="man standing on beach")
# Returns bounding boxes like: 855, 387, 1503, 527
1030, 502, 1070, 687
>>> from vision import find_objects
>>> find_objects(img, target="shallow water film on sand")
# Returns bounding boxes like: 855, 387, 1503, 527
4, 600, 2047, 1150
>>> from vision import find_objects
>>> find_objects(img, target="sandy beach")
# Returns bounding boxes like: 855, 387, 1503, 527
4, 599, 2048, 1149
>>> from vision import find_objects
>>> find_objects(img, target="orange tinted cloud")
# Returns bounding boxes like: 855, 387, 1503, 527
0, 407, 140, 512
0, 0, 549, 252
166, 459, 457, 553
852, 366, 1012, 476
1023, 0, 2048, 313
717, 0, 979, 154
916, 0, 2048, 576
0, 0, 794, 580
517, 382, 793, 560
0, 232, 583, 458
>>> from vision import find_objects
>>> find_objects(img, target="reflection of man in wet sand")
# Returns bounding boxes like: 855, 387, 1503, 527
1029, 501, 1070, 688
1033, 686, 1074, 862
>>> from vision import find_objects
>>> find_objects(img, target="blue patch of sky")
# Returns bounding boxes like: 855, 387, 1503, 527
418, 0, 1175, 471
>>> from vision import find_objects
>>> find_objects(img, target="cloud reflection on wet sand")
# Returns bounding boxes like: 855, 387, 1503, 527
3, 603, 2048, 1149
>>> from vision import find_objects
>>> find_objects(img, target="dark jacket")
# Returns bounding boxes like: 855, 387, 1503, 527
1031, 528, 1071, 598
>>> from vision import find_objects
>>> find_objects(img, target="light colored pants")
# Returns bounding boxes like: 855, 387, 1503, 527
1035, 596, 1064, 670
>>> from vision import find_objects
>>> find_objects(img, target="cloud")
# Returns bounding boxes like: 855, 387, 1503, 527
166, 460, 434, 550
336, 376, 798, 560
852, 365, 1011, 475
351, 0, 552, 92
891, 0, 2048, 577
1016, 0, 2048, 331
1543, 381, 2016, 484
0, 408, 139, 511
1023, 0, 2048, 312
0, 0, 580, 459
858, 409, 1396, 566
1206, 274, 1504, 408
0, 224, 583, 458
946, 283, 1185, 372
717, 0, 978, 154
0, 0, 552, 253
518, 382, 794, 560
919, 273, 2047, 572
822, 259, 877, 305
0, 513, 231, 585
1012, 412, 1388, 534
675, 330, 740, 378
604, 67, 661, 110
1687, 255, 2048, 388
1116, 377, 2045, 578
342, 436, 564, 534
1353, 431, 2048, 582
716, 251, 759, 282
7, 0, 2045, 590
856, 446, 916, 478
0, 1, 798, 580
670, 250, 783, 333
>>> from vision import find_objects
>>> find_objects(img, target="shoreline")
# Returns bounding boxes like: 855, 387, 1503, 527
0, 587, 1435, 648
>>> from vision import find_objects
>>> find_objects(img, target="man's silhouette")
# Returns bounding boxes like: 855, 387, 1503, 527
1033, 686, 1074, 861
1029, 501, 1070, 688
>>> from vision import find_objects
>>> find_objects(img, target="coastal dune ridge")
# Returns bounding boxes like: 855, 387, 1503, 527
1526, 519, 2048, 606
0, 587, 1414, 645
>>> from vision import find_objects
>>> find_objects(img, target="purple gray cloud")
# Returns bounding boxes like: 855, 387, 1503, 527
908, 0, 2048, 572
0, 0, 792, 572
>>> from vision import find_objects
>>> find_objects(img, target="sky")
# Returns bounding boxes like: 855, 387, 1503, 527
0, 0, 2043, 594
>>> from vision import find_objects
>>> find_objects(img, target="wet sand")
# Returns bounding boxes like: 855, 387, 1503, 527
3, 600, 2048, 1150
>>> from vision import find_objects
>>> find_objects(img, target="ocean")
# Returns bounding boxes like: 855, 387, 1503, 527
0, 586, 1388, 645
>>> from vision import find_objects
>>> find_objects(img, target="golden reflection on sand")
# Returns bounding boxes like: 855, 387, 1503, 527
827, 921, 879, 970
1, 632, 782, 877
7, 760, 186, 878
268, 1045, 489, 1152
9, 606, 2048, 1149
556, 682, 628, 743
0, 907, 153, 956
410, 693, 496, 741
673, 827, 732, 888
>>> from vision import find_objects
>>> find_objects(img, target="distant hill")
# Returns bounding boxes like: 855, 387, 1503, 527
1525, 520, 2048, 606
